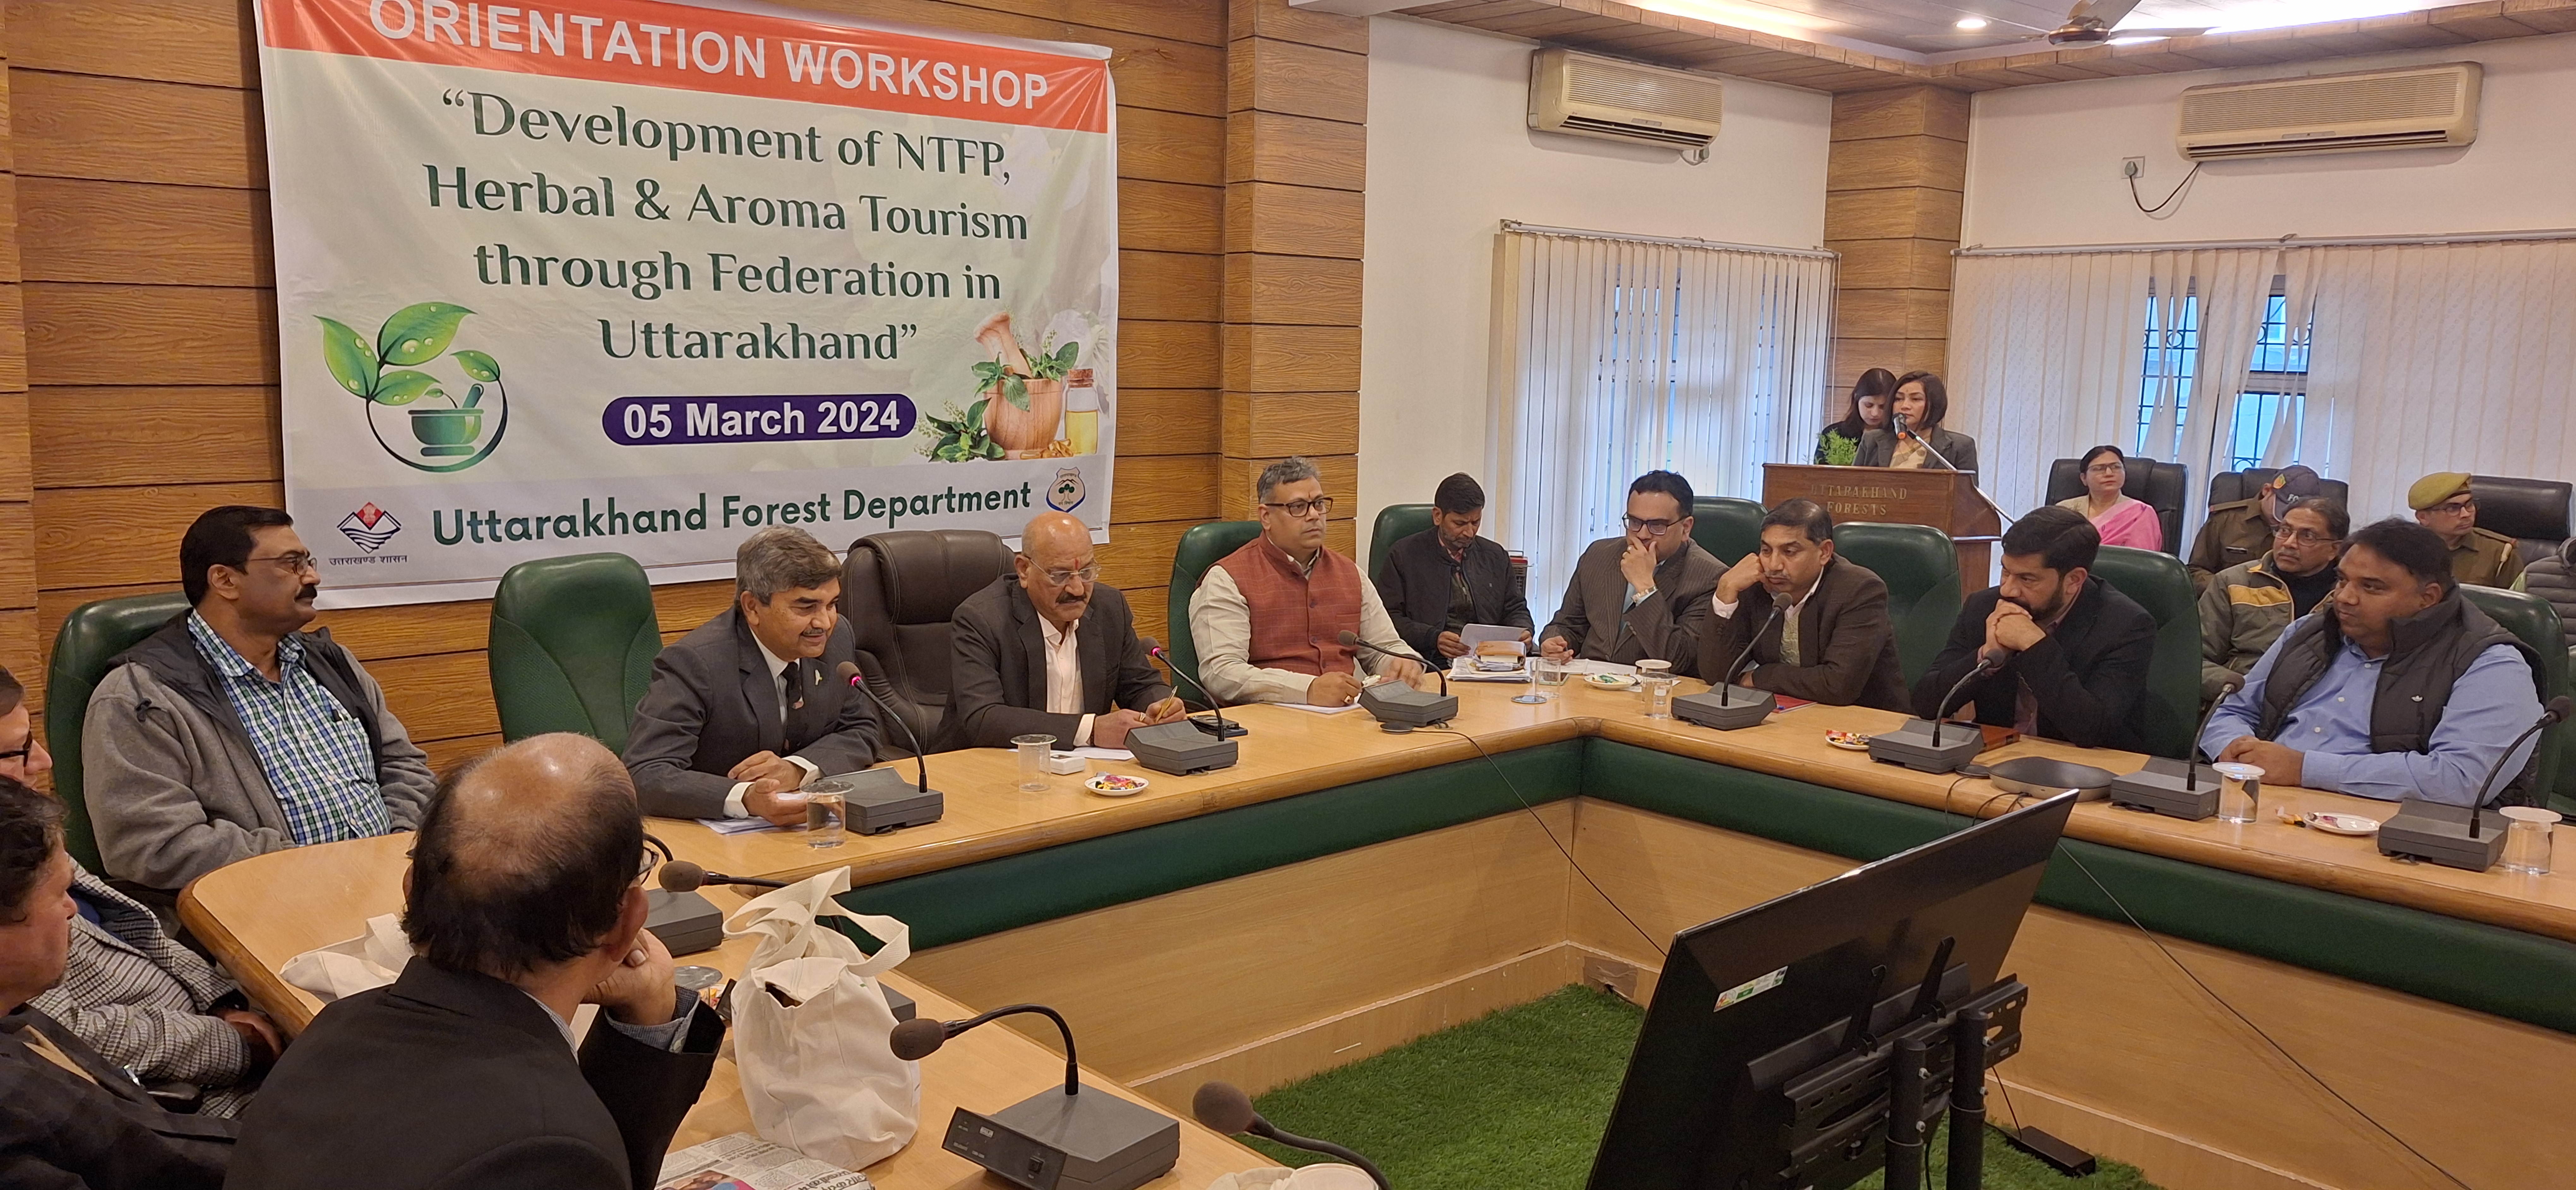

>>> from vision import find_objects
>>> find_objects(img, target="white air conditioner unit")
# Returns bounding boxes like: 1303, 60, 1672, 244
2177, 62, 2481, 160
1529, 49, 1723, 152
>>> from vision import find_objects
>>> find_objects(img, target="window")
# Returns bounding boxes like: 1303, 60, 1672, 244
2132, 282, 2198, 460
2131, 279, 2316, 473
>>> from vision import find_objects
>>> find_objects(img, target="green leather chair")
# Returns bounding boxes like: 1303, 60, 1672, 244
2559, 645, 2576, 814
45, 592, 193, 873
2457, 586, 2569, 805
1368, 504, 1435, 581
1830, 523, 1960, 687
2086, 545, 2200, 759
487, 552, 662, 751
1165, 521, 1262, 701
1690, 496, 1765, 565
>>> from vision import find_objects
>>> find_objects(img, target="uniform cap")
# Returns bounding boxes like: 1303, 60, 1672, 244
2408, 472, 2472, 511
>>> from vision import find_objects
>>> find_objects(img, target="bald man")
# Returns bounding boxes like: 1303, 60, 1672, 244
231, 735, 725, 1190
941, 512, 1187, 751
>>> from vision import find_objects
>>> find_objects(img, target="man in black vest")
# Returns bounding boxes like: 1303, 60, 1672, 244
2201, 518, 2545, 806
1913, 506, 2157, 750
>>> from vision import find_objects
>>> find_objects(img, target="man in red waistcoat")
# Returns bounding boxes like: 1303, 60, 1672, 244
1190, 458, 1431, 707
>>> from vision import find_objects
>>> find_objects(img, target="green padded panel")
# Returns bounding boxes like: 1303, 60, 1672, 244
839, 740, 1584, 949
488, 552, 662, 751
2459, 585, 2568, 802
2559, 645, 2576, 813
1831, 522, 1960, 687
1584, 740, 2576, 1035
1368, 504, 1435, 581
1164, 521, 1261, 695
1689, 496, 1764, 565
45, 592, 192, 873
2086, 545, 2200, 759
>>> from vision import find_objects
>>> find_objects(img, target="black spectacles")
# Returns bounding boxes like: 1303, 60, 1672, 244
1263, 497, 1334, 519
1622, 516, 1681, 536
0, 746, 28, 765
240, 553, 319, 574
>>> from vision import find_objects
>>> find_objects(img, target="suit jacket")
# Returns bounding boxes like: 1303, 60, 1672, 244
1853, 426, 1979, 476
0, 1005, 236, 1190
1541, 538, 1725, 677
227, 961, 723, 1190
1911, 578, 2158, 751
941, 576, 1173, 750
624, 607, 884, 820
1376, 531, 1533, 661
1697, 557, 1910, 711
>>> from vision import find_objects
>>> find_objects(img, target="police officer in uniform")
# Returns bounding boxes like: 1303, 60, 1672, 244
2410, 472, 2524, 589
2186, 465, 2323, 591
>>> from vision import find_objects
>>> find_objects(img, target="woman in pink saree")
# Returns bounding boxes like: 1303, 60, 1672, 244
2057, 445, 2164, 550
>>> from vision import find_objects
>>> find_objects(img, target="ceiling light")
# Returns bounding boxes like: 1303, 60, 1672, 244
1955, 16, 1989, 28
2105, 34, 2167, 42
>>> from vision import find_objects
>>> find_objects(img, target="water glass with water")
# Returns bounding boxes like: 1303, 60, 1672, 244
2501, 806, 2559, 875
803, 778, 849, 848
1636, 659, 1677, 719
2210, 762, 2262, 824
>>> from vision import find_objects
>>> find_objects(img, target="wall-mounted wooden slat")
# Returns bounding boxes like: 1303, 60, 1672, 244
1097, 518, 1197, 589
1116, 389, 1221, 455
1222, 254, 1359, 326
1225, 111, 1366, 191
1118, 107, 1227, 187
1222, 182, 1360, 259
1221, 392, 1359, 458
1824, 134, 1968, 194
6, 0, 259, 89
1119, 181, 1224, 255
33, 480, 283, 590
1112, 454, 1222, 523
0, 502, 33, 611
0, 391, 27, 499
1219, 324, 1360, 393
1226, 38, 1367, 125
12, 72, 264, 189
25, 283, 274, 386
1118, 319, 1222, 389
1121, 251, 1223, 324
19, 177, 271, 286
1230, 0, 1369, 54
30, 386, 281, 489
371, 650, 503, 742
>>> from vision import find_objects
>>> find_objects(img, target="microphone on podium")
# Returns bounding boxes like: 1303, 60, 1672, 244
1190, 1082, 1389, 1190
1337, 629, 1445, 696
834, 661, 934, 794
1143, 635, 1244, 739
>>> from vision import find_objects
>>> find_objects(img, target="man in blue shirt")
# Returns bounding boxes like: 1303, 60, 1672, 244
2202, 518, 2545, 807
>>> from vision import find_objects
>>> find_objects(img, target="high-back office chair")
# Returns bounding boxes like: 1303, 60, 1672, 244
2458, 586, 2570, 805
2084, 546, 2200, 759
1829, 523, 1960, 687
45, 592, 192, 872
1690, 496, 1764, 566
841, 529, 1015, 757
487, 553, 661, 751
2207, 469, 2352, 509
1368, 505, 1434, 581
2046, 457, 2190, 555
1165, 521, 1263, 703
2467, 475, 2573, 565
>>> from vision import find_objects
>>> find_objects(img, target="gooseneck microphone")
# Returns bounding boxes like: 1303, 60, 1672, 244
1144, 636, 1243, 739
835, 661, 932, 794
1891, 413, 2016, 526
657, 860, 787, 892
1191, 1082, 1389, 1190
2184, 677, 2244, 792
1929, 652, 2003, 749
2468, 694, 2571, 836
1717, 603, 1787, 706
1338, 629, 1445, 696
893, 1003, 1081, 1097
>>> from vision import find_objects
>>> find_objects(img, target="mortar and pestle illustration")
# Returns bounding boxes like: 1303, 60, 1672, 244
972, 312, 1066, 459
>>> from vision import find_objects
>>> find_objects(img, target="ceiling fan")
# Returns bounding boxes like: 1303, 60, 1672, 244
1938, 0, 2213, 45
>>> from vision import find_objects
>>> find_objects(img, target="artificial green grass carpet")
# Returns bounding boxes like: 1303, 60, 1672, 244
1245, 984, 2160, 1190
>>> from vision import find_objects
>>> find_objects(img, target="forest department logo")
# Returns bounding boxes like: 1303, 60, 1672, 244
318, 302, 511, 472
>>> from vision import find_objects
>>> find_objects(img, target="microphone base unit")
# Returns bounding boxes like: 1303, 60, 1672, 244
2376, 803, 2510, 871
1866, 718, 1985, 774
642, 889, 725, 956
1673, 685, 1776, 731
939, 1087, 1180, 1190
819, 766, 947, 834
1356, 682, 1458, 728
1187, 712, 1249, 739
1127, 721, 1239, 776
882, 983, 916, 1023
2107, 757, 2220, 820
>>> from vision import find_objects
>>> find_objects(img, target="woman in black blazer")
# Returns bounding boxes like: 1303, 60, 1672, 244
1853, 370, 1978, 475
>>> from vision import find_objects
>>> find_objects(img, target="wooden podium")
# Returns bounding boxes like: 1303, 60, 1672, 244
1763, 464, 2000, 594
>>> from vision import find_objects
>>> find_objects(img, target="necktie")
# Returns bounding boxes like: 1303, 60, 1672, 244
782, 660, 802, 751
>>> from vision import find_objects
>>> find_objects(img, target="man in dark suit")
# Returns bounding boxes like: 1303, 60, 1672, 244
1377, 473, 1534, 662
1913, 506, 2158, 751
1540, 470, 1726, 677
625, 526, 883, 823
230, 734, 726, 1190
0, 775, 236, 1190
1698, 500, 1908, 711
944, 512, 1188, 751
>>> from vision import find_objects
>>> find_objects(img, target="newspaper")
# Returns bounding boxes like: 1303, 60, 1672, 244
658, 1133, 874, 1190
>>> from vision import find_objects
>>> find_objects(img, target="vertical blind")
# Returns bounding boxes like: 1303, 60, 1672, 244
1488, 224, 1835, 615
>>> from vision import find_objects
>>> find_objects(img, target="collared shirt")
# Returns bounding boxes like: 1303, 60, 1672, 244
1190, 557, 1421, 706
721, 637, 821, 819
1038, 616, 1095, 747
2200, 634, 2541, 806
1711, 580, 1820, 668
186, 612, 388, 846
522, 987, 700, 1054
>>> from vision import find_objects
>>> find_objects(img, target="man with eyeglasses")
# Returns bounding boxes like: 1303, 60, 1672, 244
83, 506, 436, 895
1192, 457, 1429, 706
2200, 498, 2347, 707
1538, 471, 1724, 676
2409, 472, 2523, 589
943, 512, 1188, 749
2186, 464, 2323, 592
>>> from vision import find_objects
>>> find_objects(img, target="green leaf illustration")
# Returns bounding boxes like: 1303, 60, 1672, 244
318, 316, 378, 398
966, 398, 988, 436
452, 350, 501, 382
377, 302, 475, 366
1003, 374, 1031, 411
371, 369, 444, 406
1052, 341, 1079, 372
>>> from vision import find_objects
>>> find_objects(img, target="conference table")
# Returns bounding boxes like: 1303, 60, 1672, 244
183, 673, 2576, 1190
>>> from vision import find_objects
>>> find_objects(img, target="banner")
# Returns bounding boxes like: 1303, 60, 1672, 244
255, 0, 1119, 606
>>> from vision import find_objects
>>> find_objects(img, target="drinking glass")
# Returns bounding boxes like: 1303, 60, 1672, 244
2210, 762, 2263, 825
1015, 734, 1057, 792
2501, 806, 2559, 875
1636, 660, 1676, 719
803, 778, 849, 848
1533, 659, 1567, 687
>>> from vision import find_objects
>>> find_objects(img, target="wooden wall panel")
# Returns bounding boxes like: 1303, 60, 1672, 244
1822, 87, 1966, 391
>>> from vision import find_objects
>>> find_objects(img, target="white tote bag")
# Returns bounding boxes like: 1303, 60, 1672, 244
724, 867, 921, 1170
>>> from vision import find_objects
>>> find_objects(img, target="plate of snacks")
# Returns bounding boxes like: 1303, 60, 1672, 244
1085, 773, 1151, 797
1824, 730, 1873, 752
1584, 672, 1637, 689
2302, 811, 2380, 836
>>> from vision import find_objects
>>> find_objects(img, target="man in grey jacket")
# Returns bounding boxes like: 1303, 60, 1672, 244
81, 506, 435, 894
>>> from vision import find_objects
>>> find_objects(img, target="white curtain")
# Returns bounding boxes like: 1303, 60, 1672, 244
1488, 226, 1834, 616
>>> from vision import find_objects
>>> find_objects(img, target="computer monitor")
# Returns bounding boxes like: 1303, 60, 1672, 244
1586, 791, 2077, 1190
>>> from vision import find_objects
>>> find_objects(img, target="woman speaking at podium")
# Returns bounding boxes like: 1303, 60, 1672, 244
1853, 370, 1977, 476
